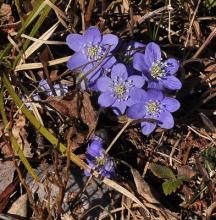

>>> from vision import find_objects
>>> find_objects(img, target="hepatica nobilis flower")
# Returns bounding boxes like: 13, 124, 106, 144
66, 26, 118, 88
133, 42, 182, 90
39, 79, 68, 96
97, 63, 145, 115
127, 89, 180, 135
22, 79, 68, 109
85, 136, 114, 178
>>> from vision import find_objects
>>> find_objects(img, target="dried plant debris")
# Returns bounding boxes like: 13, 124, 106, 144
0, 0, 216, 219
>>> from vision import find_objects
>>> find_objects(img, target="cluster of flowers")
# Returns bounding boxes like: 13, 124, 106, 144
66, 26, 182, 136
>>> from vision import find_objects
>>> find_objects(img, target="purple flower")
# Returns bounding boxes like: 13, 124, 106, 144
77, 55, 116, 91
66, 26, 118, 89
39, 79, 68, 96
118, 41, 145, 76
133, 42, 182, 90
127, 89, 180, 135
85, 136, 114, 178
22, 79, 68, 109
97, 63, 145, 115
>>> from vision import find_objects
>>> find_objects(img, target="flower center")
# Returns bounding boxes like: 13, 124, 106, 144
112, 77, 132, 101
96, 156, 105, 166
114, 83, 126, 97
151, 62, 165, 79
86, 45, 102, 60
146, 100, 161, 116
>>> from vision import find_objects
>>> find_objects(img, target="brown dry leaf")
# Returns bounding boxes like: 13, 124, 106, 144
193, 20, 202, 43
0, 161, 16, 194
122, 0, 129, 13
46, 91, 97, 145
50, 70, 58, 81
177, 165, 196, 179
8, 194, 28, 218
180, 185, 193, 207
0, 122, 12, 156
0, 3, 15, 33
0, 178, 19, 213
0, 4, 11, 17
204, 64, 216, 86
131, 168, 160, 204
131, 168, 179, 219
12, 113, 33, 158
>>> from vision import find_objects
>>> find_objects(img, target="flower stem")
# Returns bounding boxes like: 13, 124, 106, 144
105, 118, 133, 153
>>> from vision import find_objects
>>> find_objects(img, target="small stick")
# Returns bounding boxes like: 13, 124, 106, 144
168, 0, 173, 44
192, 27, 216, 58
106, 118, 133, 153
184, 0, 202, 47
138, 5, 172, 24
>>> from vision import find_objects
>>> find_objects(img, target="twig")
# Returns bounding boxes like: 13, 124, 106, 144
192, 27, 216, 58
79, 0, 85, 32
169, 139, 180, 166
75, 46, 111, 89
138, 5, 172, 24
105, 118, 133, 153
184, 0, 202, 47
168, 0, 173, 44
123, 202, 139, 220
187, 125, 215, 144
194, 154, 215, 201
85, 0, 95, 28
206, 201, 216, 220
156, 151, 182, 164
128, 0, 134, 37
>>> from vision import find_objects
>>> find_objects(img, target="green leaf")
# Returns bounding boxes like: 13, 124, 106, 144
162, 178, 183, 196
204, 0, 216, 9
150, 163, 175, 179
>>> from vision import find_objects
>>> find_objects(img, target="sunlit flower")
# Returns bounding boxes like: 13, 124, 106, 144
127, 89, 180, 135
85, 136, 114, 178
133, 42, 182, 90
66, 26, 118, 89
97, 63, 145, 115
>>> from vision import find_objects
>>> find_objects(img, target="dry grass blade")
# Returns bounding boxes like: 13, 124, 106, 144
192, 27, 216, 58
20, 34, 66, 45
15, 56, 70, 71
131, 168, 160, 204
18, 21, 60, 65
102, 177, 151, 217
206, 201, 216, 220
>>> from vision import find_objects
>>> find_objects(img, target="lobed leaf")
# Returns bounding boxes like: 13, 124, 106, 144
162, 178, 183, 196
150, 163, 176, 179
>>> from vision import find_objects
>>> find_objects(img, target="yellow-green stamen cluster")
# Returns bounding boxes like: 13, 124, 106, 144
96, 156, 106, 166
112, 78, 132, 101
146, 100, 160, 116
87, 45, 102, 60
151, 62, 165, 79
114, 83, 127, 98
